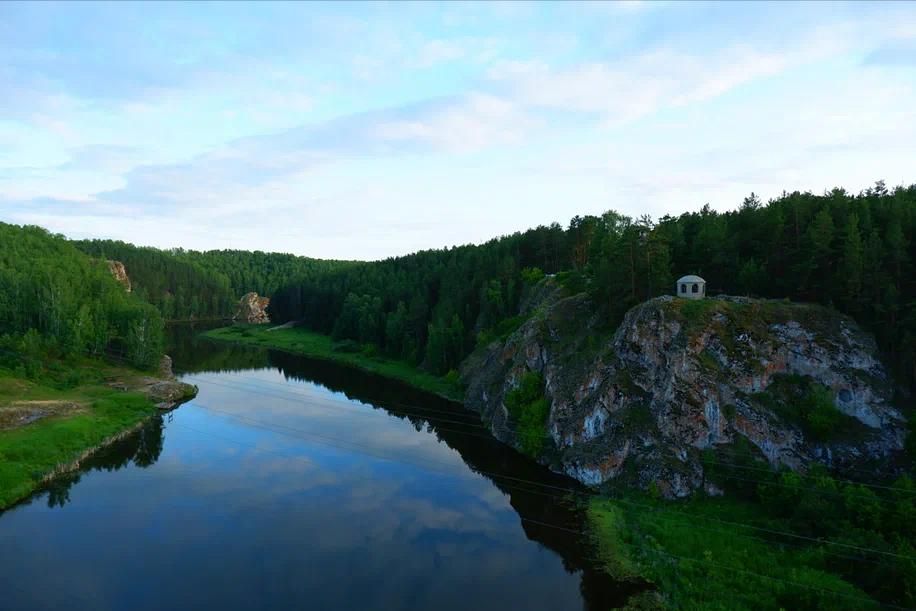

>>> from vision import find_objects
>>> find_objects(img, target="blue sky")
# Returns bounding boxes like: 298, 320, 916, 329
2, 1, 915, 260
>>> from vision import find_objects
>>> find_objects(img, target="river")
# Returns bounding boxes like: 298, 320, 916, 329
0, 324, 639, 610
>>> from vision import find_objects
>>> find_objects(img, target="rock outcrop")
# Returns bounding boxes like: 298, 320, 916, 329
106, 260, 131, 292
233, 292, 270, 324
107, 355, 197, 411
461, 282, 906, 497
144, 355, 197, 410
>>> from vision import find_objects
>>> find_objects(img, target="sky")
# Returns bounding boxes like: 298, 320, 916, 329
1, 1, 915, 261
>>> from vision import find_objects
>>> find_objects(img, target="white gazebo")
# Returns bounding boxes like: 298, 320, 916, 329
676, 275, 706, 300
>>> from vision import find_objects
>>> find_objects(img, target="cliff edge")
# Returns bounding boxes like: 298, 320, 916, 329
233, 292, 270, 324
461, 283, 906, 497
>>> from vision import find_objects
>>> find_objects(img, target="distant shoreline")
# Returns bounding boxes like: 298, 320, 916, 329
203, 324, 464, 403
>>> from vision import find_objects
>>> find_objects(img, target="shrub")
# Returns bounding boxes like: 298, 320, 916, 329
555, 270, 586, 293
504, 371, 550, 456
802, 384, 842, 440
520, 267, 545, 285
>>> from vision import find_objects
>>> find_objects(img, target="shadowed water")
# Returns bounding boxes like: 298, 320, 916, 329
0, 323, 639, 610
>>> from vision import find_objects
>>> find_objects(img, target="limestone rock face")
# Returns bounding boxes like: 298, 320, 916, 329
233, 292, 270, 324
106, 260, 131, 292
461, 284, 906, 497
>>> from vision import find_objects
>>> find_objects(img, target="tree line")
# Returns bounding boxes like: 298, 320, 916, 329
270, 181, 916, 389
74, 240, 350, 320
0, 224, 164, 369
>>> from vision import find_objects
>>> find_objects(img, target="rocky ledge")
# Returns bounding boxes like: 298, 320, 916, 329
234, 292, 270, 324
461, 283, 906, 497
108, 355, 197, 410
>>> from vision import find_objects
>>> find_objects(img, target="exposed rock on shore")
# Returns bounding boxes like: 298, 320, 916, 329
461, 283, 906, 497
234, 292, 270, 324
107, 355, 197, 410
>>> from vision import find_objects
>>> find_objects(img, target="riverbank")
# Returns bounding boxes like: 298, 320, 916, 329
0, 358, 196, 510
203, 324, 464, 401
587, 495, 878, 610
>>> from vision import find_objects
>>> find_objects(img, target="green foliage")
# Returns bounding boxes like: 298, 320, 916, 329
74, 239, 351, 320
0, 223, 163, 369
697, 349, 720, 372
476, 314, 527, 348
0, 366, 158, 509
589, 494, 880, 610
205, 325, 463, 401
520, 266, 545, 284
555, 270, 586, 293
803, 384, 843, 440
678, 298, 720, 331
751, 375, 854, 441
504, 371, 550, 456
267, 182, 915, 391
331, 339, 362, 353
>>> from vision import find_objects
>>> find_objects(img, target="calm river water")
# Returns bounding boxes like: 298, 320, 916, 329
0, 324, 638, 610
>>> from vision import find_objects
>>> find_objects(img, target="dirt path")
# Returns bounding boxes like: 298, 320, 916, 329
0, 400, 87, 431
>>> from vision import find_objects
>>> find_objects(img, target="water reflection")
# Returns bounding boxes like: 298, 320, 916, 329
167, 320, 270, 374
169, 325, 646, 608
40, 417, 166, 509
0, 324, 643, 611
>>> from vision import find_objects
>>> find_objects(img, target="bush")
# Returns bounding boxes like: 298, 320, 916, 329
520, 267, 545, 285
555, 270, 586, 293
803, 384, 842, 440
504, 371, 550, 456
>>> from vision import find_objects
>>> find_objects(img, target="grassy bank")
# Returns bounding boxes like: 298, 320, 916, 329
0, 361, 161, 509
588, 495, 873, 610
588, 474, 916, 611
204, 324, 463, 401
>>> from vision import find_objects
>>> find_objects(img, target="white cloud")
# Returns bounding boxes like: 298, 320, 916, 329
371, 93, 536, 153
487, 29, 848, 124
3, 3, 916, 261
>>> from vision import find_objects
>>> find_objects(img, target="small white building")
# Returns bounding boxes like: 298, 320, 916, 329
676, 275, 706, 300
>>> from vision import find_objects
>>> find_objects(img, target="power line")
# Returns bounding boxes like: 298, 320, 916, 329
181, 398, 916, 563
167, 416, 886, 575
4, 342, 910, 507
10, 343, 910, 490
179, 370, 914, 501
5, 345, 913, 558
165, 417, 908, 610
162, 415, 893, 571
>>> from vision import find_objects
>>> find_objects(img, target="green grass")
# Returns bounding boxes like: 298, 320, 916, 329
204, 324, 464, 401
589, 495, 877, 610
0, 367, 158, 510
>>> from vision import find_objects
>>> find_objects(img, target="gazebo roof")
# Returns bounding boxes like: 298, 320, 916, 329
676, 275, 706, 284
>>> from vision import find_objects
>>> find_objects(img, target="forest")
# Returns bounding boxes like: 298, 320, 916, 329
74, 240, 349, 321
0, 224, 164, 369
269, 181, 916, 389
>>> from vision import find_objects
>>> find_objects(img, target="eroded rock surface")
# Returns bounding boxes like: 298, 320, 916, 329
108, 354, 197, 410
106, 260, 131, 292
461, 284, 906, 497
234, 292, 270, 324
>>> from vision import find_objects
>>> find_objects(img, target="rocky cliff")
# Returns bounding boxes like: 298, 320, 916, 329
233, 292, 270, 324
461, 282, 906, 497
106, 260, 131, 292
